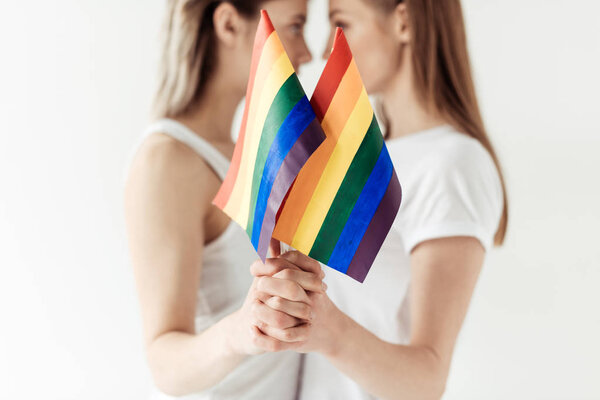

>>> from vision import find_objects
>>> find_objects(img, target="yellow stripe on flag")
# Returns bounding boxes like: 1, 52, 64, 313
225, 40, 294, 224
320, 60, 363, 140
223, 32, 283, 217
237, 52, 293, 226
291, 88, 373, 252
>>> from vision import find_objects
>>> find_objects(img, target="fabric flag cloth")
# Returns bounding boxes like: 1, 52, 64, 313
272, 28, 403, 283
212, 10, 325, 262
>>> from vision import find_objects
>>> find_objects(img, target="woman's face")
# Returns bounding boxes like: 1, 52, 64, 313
260, 0, 313, 72
325, 0, 401, 94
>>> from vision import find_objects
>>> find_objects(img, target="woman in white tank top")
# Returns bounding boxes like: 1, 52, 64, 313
123, 1, 323, 399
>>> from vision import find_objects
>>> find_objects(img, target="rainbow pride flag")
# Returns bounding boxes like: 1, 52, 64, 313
212, 10, 326, 261
272, 28, 402, 283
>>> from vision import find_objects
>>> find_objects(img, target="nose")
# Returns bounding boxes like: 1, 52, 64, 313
299, 41, 313, 66
293, 42, 312, 72
322, 34, 334, 60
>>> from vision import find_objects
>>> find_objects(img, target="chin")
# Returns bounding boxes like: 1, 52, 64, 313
362, 80, 382, 97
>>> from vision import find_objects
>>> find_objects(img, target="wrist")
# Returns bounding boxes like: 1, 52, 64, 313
221, 309, 245, 357
322, 305, 351, 359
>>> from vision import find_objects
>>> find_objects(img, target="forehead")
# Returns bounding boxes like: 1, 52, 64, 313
328, 0, 370, 15
262, 0, 308, 19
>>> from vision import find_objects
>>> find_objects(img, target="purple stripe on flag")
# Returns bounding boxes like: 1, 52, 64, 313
256, 118, 325, 259
346, 170, 402, 283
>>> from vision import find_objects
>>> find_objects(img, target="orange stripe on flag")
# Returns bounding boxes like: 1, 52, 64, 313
320, 60, 363, 140
212, 11, 275, 209
272, 138, 337, 243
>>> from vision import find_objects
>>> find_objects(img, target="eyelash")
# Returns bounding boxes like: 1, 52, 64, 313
290, 23, 304, 36
333, 21, 347, 29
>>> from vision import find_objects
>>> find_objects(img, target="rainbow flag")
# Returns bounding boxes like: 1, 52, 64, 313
272, 28, 402, 283
212, 10, 325, 261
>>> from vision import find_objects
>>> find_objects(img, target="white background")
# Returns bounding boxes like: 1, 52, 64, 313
1, 0, 599, 399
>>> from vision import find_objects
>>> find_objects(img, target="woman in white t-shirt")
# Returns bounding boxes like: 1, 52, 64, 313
249, 0, 509, 399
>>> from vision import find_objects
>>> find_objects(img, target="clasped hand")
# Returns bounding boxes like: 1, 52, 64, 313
241, 246, 341, 356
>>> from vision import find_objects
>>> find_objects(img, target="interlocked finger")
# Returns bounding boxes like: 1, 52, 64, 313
250, 325, 302, 352
280, 250, 323, 275
250, 257, 301, 277
252, 298, 302, 330
258, 322, 312, 343
264, 295, 313, 321
256, 276, 309, 303
272, 268, 325, 293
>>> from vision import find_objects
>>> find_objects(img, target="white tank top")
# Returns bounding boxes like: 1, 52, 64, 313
124, 118, 302, 400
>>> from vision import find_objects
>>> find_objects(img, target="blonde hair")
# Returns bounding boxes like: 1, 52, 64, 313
374, 0, 509, 246
152, 0, 261, 118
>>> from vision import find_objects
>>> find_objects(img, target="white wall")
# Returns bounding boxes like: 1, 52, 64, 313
0, 1, 598, 399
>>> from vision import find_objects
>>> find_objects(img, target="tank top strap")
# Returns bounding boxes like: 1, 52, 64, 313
142, 118, 231, 181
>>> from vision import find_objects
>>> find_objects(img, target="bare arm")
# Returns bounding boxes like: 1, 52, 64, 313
322, 237, 485, 399
251, 237, 485, 400
123, 136, 324, 396
123, 137, 246, 396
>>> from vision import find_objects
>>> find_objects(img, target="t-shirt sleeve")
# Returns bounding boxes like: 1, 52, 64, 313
394, 139, 504, 254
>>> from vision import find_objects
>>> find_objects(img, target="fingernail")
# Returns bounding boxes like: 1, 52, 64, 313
322, 282, 328, 291
320, 270, 325, 278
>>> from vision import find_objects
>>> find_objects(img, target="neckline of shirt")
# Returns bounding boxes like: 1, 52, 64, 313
152, 118, 233, 165
384, 123, 455, 144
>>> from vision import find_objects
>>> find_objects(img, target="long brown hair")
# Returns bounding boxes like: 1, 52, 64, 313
152, 0, 262, 118
374, 0, 508, 246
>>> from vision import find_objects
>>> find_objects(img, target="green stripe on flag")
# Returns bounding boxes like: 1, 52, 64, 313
246, 73, 305, 235
309, 116, 384, 262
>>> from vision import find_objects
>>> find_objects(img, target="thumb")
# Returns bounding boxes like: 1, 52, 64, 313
268, 238, 281, 258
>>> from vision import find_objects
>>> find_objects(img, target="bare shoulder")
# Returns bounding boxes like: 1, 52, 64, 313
124, 132, 213, 214
129, 132, 207, 183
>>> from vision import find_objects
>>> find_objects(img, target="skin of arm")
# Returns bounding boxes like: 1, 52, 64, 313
252, 236, 485, 400
124, 137, 325, 396
124, 137, 245, 396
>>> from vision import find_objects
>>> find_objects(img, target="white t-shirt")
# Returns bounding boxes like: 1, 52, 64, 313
298, 124, 504, 400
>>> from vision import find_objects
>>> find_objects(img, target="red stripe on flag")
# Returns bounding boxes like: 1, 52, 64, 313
310, 28, 352, 122
213, 11, 274, 209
